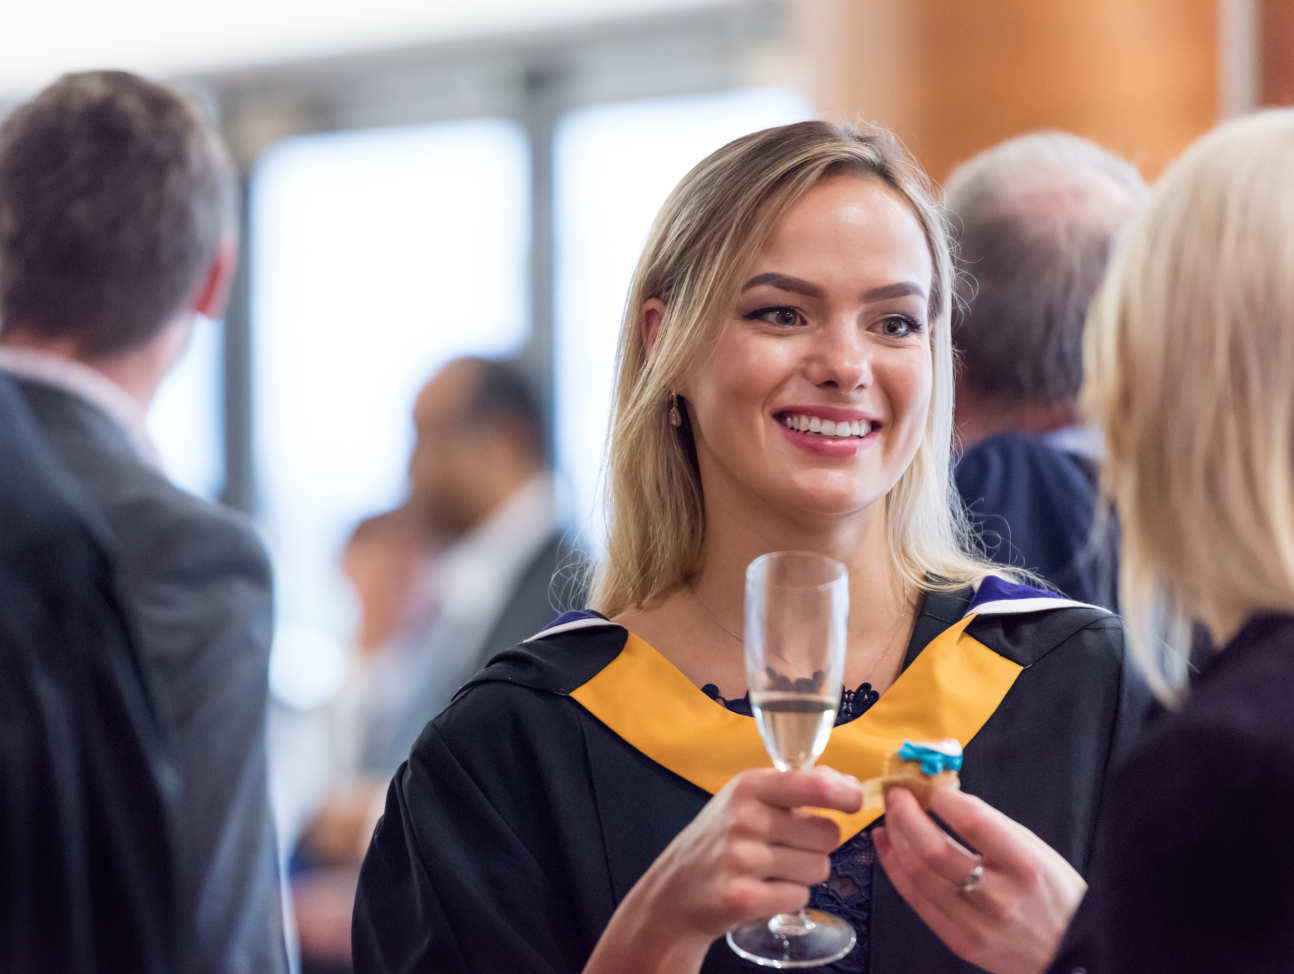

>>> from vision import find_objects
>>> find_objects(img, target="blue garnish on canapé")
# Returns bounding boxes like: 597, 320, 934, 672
897, 740, 963, 775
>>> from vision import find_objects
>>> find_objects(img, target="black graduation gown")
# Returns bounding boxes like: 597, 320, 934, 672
0, 374, 178, 974
353, 583, 1149, 973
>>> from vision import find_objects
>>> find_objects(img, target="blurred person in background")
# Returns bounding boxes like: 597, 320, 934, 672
340, 506, 436, 669
353, 121, 1146, 974
947, 132, 1146, 610
293, 356, 582, 972
0, 371, 176, 974
379, 355, 584, 769
291, 505, 437, 974
875, 108, 1294, 974
0, 70, 285, 974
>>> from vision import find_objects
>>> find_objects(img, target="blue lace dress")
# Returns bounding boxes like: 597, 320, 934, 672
701, 682, 881, 974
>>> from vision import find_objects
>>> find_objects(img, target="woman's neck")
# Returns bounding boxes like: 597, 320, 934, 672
674, 501, 917, 695
699, 496, 908, 617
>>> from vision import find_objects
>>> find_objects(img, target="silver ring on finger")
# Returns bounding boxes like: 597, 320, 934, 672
956, 862, 985, 897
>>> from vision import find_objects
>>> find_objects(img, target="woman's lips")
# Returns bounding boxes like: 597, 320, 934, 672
775, 412, 880, 457
777, 411, 873, 438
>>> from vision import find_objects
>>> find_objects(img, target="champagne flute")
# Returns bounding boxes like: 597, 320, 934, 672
727, 550, 853, 968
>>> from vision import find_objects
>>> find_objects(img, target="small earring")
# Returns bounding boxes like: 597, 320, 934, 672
668, 392, 682, 428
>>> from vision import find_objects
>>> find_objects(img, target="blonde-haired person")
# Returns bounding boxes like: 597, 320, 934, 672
874, 108, 1294, 974
352, 120, 1146, 974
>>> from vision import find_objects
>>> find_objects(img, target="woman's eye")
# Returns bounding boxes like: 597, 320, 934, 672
880, 315, 921, 337
747, 306, 803, 327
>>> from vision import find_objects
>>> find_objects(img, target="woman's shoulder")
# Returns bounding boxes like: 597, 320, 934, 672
1167, 616, 1294, 761
947, 574, 1123, 670
1060, 688, 1294, 974
425, 612, 630, 742
1107, 620, 1294, 818
1105, 652, 1294, 867
468, 611, 628, 691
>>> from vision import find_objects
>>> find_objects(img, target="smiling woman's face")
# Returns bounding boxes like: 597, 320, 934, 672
677, 172, 934, 526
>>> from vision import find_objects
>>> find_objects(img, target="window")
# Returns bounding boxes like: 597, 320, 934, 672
149, 313, 224, 499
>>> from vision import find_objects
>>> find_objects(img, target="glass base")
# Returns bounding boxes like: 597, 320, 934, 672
726, 909, 856, 968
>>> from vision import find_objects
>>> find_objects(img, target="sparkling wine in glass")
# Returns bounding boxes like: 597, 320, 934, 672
727, 550, 854, 969
750, 690, 838, 771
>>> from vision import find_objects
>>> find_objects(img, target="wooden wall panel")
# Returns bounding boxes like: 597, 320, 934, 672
1261, 0, 1294, 105
791, 0, 1221, 182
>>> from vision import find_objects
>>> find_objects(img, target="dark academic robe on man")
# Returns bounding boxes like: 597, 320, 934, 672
0, 373, 177, 974
956, 432, 1118, 611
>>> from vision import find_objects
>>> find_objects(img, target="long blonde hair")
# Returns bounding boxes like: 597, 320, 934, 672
1082, 108, 1294, 699
593, 120, 995, 615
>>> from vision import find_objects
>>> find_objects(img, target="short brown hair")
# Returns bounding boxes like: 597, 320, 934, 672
0, 70, 235, 358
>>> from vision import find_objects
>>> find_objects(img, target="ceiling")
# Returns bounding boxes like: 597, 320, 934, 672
1, 0, 740, 97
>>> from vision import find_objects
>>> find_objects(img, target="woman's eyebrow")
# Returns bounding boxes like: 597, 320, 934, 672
740, 272, 825, 299
861, 281, 927, 302
740, 273, 927, 304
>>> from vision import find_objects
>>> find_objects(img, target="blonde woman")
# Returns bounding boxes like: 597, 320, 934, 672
352, 121, 1144, 974
874, 109, 1294, 974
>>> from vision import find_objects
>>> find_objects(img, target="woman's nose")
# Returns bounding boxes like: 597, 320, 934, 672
807, 323, 873, 391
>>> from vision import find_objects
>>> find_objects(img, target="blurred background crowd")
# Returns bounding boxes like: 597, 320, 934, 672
1, 2, 1292, 973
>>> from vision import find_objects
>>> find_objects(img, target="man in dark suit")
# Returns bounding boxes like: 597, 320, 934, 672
0, 371, 177, 974
946, 132, 1147, 610
386, 356, 584, 763
0, 71, 285, 973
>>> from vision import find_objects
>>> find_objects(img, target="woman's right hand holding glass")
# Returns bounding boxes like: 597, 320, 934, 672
584, 766, 863, 974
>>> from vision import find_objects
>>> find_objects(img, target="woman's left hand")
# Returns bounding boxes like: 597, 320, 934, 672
873, 787, 1086, 974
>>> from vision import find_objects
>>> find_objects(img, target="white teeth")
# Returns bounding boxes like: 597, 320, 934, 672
780, 414, 872, 438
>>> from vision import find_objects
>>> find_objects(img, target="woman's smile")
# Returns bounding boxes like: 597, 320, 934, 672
774, 408, 882, 457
